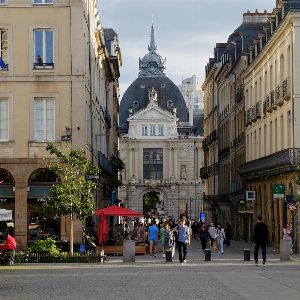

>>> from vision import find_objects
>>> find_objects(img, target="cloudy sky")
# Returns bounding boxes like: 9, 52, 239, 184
99, 0, 275, 96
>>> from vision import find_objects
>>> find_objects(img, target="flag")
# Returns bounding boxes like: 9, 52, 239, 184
0, 57, 7, 69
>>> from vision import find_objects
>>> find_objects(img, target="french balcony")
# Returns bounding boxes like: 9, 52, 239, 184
255, 101, 262, 119
270, 90, 277, 110
236, 86, 244, 103
283, 78, 291, 101
239, 148, 300, 179
265, 94, 272, 113
275, 84, 284, 107
251, 105, 257, 122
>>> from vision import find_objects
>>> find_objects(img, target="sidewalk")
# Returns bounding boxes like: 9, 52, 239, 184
107, 239, 300, 264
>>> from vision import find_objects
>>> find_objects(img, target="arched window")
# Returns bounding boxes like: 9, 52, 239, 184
0, 169, 14, 185
28, 168, 60, 184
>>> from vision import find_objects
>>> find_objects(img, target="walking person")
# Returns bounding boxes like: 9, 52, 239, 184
148, 220, 158, 257
164, 223, 175, 257
253, 215, 269, 266
159, 222, 165, 257
216, 224, 225, 254
174, 218, 190, 265
224, 223, 232, 247
208, 222, 216, 249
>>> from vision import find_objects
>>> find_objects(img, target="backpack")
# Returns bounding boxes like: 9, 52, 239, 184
164, 230, 174, 249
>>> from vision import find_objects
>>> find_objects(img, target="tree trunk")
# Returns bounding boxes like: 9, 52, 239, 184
70, 213, 74, 255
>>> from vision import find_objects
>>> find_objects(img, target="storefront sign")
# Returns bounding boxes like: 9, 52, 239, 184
273, 184, 285, 198
0, 209, 12, 221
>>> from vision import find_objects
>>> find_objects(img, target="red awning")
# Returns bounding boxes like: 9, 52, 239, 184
95, 205, 143, 217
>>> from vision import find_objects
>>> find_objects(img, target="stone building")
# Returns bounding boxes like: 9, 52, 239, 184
241, 0, 300, 251
119, 25, 204, 219
202, 11, 270, 238
0, 0, 121, 248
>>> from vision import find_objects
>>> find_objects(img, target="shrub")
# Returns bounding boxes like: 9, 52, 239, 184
27, 238, 60, 256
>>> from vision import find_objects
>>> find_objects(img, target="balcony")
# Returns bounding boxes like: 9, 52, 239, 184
270, 90, 277, 110
33, 63, 54, 69
98, 151, 112, 174
203, 129, 218, 150
245, 109, 252, 126
265, 94, 272, 113
218, 146, 230, 160
236, 86, 244, 103
283, 78, 291, 101
275, 84, 284, 107
255, 101, 261, 119
239, 148, 300, 179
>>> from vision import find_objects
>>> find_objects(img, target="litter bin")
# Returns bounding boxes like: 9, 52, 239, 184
244, 249, 250, 261
165, 250, 172, 262
123, 240, 135, 263
280, 239, 292, 261
205, 249, 211, 261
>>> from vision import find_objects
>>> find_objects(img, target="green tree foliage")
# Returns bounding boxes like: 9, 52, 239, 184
27, 238, 60, 256
43, 142, 99, 221
143, 191, 161, 213
109, 151, 125, 190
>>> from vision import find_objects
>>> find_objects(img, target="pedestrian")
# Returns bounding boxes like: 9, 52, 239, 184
216, 224, 225, 254
282, 224, 292, 240
208, 222, 216, 249
159, 222, 165, 257
253, 215, 269, 266
199, 223, 210, 252
173, 217, 190, 265
164, 223, 175, 257
148, 220, 158, 257
224, 223, 232, 247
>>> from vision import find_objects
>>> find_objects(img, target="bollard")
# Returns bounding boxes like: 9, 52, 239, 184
244, 249, 250, 261
205, 249, 211, 261
123, 240, 135, 263
280, 239, 292, 261
165, 250, 172, 262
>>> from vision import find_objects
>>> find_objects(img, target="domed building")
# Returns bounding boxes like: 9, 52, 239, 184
119, 25, 204, 219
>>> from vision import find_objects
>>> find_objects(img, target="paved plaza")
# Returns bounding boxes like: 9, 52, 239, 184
0, 240, 300, 300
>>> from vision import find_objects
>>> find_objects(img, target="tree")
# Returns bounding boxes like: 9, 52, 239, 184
43, 142, 99, 254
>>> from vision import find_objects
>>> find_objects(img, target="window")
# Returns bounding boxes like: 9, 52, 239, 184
0, 0, 7, 4
33, 29, 54, 68
34, 98, 55, 141
0, 98, 8, 141
150, 125, 156, 136
158, 124, 164, 136
0, 29, 8, 70
142, 125, 148, 136
143, 148, 163, 179
33, 0, 53, 4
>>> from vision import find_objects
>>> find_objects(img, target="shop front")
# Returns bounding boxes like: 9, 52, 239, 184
0, 169, 15, 236
27, 168, 60, 244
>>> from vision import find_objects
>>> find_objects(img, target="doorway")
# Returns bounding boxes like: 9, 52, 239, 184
143, 191, 164, 215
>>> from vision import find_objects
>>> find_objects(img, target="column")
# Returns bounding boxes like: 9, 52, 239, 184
274, 198, 279, 244
174, 148, 178, 180
168, 146, 173, 177
14, 181, 28, 249
129, 146, 133, 178
134, 148, 139, 179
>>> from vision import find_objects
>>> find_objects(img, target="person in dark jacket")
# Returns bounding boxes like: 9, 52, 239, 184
199, 224, 210, 252
253, 215, 269, 266
224, 223, 232, 247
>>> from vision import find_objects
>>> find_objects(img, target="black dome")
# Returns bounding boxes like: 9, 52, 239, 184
119, 76, 189, 133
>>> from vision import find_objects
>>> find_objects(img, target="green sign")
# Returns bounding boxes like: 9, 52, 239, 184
273, 184, 285, 198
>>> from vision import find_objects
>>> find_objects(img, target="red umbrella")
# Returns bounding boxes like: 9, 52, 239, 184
95, 205, 143, 249
95, 205, 143, 217
98, 216, 108, 246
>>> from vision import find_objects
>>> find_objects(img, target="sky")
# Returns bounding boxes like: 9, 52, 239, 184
99, 0, 275, 97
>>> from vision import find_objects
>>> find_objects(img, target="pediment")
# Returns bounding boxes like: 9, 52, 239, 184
128, 105, 176, 122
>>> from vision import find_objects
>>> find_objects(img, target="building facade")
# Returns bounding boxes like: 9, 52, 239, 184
241, 0, 300, 251
119, 26, 204, 219
202, 11, 270, 238
0, 0, 121, 248
178, 75, 203, 124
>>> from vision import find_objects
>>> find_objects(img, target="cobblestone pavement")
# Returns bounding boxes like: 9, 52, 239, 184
0, 241, 299, 300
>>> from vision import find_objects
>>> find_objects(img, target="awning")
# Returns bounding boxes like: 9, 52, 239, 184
95, 205, 143, 217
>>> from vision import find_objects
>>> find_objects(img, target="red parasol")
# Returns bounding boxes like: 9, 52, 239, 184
95, 205, 143, 217
96, 205, 143, 249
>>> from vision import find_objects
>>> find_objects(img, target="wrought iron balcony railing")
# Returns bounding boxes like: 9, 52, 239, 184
239, 148, 300, 179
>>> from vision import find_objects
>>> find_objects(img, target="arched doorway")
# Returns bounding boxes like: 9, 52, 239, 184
27, 168, 60, 243
143, 191, 165, 216
0, 169, 15, 236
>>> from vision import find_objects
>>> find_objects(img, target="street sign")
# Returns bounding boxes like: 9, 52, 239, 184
246, 191, 255, 201
273, 184, 285, 198
199, 212, 206, 223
